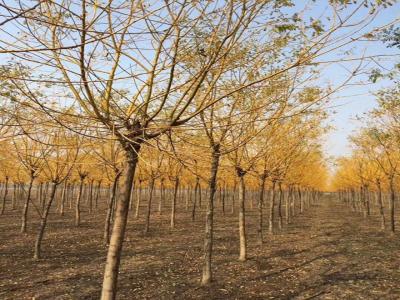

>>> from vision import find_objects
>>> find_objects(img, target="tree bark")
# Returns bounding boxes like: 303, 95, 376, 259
192, 177, 200, 221
170, 177, 179, 229
159, 178, 165, 215
268, 180, 276, 235
389, 176, 395, 233
21, 175, 34, 233
257, 174, 266, 245
12, 183, 17, 210
1, 176, 9, 215
60, 180, 67, 216
104, 173, 121, 245
201, 146, 220, 285
376, 179, 385, 230
101, 147, 139, 300
237, 170, 247, 262
34, 182, 58, 259
75, 177, 85, 227
277, 182, 283, 230
134, 181, 142, 219
144, 178, 155, 234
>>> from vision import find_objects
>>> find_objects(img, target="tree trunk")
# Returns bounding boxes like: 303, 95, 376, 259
298, 188, 303, 213
221, 185, 225, 215
389, 176, 395, 233
192, 177, 200, 221
101, 147, 139, 300
201, 146, 220, 286
231, 181, 236, 214
257, 174, 266, 245
278, 182, 283, 230
186, 186, 191, 211
268, 181, 276, 235
75, 178, 85, 227
21, 176, 34, 233
144, 178, 155, 234
1, 176, 9, 215
12, 183, 17, 210
88, 180, 94, 214
135, 181, 142, 219
159, 179, 164, 215
171, 177, 179, 229
237, 171, 247, 261
34, 182, 58, 259
104, 173, 121, 245
376, 179, 385, 230
60, 180, 67, 216
95, 181, 101, 210
285, 187, 290, 225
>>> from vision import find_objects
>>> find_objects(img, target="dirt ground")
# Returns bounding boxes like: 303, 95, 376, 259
1, 194, 400, 299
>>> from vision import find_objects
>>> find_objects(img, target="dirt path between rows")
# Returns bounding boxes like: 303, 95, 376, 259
1, 197, 399, 299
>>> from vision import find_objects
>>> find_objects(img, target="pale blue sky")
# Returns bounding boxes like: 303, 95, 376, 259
288, 1, 400, 162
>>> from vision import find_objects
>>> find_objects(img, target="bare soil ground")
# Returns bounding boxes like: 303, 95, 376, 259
1, 195, 400, 299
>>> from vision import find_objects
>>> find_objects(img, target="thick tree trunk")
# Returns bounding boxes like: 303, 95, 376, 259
237, 170, 247, 262
21, 176, 34, 233
170, 177, 179, 229
101, 147, 139, 300
1, 176, 9, 215
75, 178, 85, 227
34, 182, 58, 259
201, 146, 220, 286
257, 174, 266, 245
268, 180, 276, 235
104, 173, 121, 245
144, 178, 155, 234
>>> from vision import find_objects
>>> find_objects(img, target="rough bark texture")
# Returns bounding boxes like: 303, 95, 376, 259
104, 173, 121, 245
34, 182, 58, 259
201, 146, 220, 286
101, 146, 139, 300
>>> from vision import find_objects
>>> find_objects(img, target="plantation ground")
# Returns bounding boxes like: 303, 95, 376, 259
1, 195, 400, 299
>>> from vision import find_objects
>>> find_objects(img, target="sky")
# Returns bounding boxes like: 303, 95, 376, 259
292, 1, 400, 163
1, 0, 399, 168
